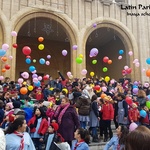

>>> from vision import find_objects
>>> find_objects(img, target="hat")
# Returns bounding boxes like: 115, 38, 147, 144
6, 102, 14, 109
50, 122, 59, 131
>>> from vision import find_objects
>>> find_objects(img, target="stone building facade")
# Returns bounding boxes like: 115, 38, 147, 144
0, 0, 149, 83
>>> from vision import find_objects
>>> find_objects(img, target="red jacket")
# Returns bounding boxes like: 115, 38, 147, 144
141, 113, 149, 125
101, 103, 114, 120
128, 108, 140, 122
28, 116, 48, 135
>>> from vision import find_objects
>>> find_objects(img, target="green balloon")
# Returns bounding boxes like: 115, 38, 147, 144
33, 59, 36, 63
103, 67, 108, 72
76, 57, 83, 64
92, 60, 97, 64
146, 101, 150, 109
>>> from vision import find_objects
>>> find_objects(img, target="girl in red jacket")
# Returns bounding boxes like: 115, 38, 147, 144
101, 96, 114, 142
28, 106, 48, 150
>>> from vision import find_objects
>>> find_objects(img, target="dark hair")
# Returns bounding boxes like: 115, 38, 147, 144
119, 125, 129, 145
77, 128, 90, 144
0, 100, 4, 108
33, 106, 46, 118
117, 93, 125, 99
5, 117, 25, 134
15, 110, 25, 116
91, 94, 98, 102
125, 126, 150, 150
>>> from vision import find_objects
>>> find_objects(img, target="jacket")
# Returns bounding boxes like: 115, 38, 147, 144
128, 108, 140, 122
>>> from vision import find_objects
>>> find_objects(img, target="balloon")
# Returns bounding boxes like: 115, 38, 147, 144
133, 59, 139, 63
62, 88, 68, 94
33, 59, 36, 63
26, 55, 31, 59
32, 74, 38, 78
28, 85, 33, 91
72, 45, 78, 50
39, 58, 45, 65
79, 54, 83, 58
118, 55, 122, 60
12, 43, 18, 48
4, 64, 10, 70
125, 97, 132, 105
146, 69, 150, 77
128, 51, 133, 56
46, 61, 50, 65
103, 67, 108, 72
11, 31, 17, 37
32, 70, 37, 74
93, 23, 97, 28
124, 66, 129, 70
22, 46, 31, 55
43, 75, 49, 80
126, 68, 132, 74
108, 60, 112, 64
146, 101, 150, 109
110, 79, 115, 84
34, 81, 41, 87
9, 56, 13, 60
81, 69, 87, 75
76, 57, 83, 64
68, 75, 73, 79
1, 68, 6, 73
25, 58, 31, 64
146, 58, 150, 64
47, 55, 51, 59
38, 76, 42, 81
102, 86, 107, 92
133, 81, 138, 85
105, 76, 110, 82
135, 62, 140, 67
18, 78, 24, 84
67, 72, 72, 76
62, 50, 68, 56
0, 76, 4, 80
101, 93, 107, 99
144, 82, 149, 88
142, 68, 146, 72
21, 72, 29, 79
29, 66, 36, 72
20, 87, 28, 95
2, 44, 9, 50
33, 78, 38, 83
94, 85, 100, 91
132, 88, 138, 94
1, 56, 7, 62
0, 49, 6, 56
140, 110, 146, 118
119, 49, 124, 55
90, 48, 99, 57
38, 37, 44, 42
38, 44, 44, 50
122, 70, 127, 76
92, 60, 97, 65
90, 72, 95, 77
103, 56, 109, 63
129, 122, 138, 132
147, 95, 150, 100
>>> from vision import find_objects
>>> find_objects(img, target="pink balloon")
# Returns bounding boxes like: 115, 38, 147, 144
129, 122, 138, 132
62, 50, 67, 56
46, 61, 50, 65
128, 51, 133, 56
133, 59, 138, 63
32, 70, 37, 74
0, 76, 4, 80
38, 76, 42, 81
21, 72, 29, 79
144, 82, 149, 88
102, 86, 107, 92
9, 56, 13, 60
67, 71, 72, 76
11, 31, 17, 37
46, 74, 50, 78
81, 69, 87, 75
118, 56, 122, 60
33, 78, 38, 83
18, 78, 24, 84
135, 62, 140, 67
110, 79, 115, 84
72, 45, 78, 50
142, 68, 146, 72
124, 66, 129, 70
2, 43, 9, 50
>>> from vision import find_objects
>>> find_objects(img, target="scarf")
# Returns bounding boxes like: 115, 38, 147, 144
34, 115, 42, 128
74, 139, 84, 150
13, 131, 24, 150
54, 103, 70, 124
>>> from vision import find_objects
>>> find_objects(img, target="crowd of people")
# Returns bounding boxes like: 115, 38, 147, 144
0, 72, 150, 150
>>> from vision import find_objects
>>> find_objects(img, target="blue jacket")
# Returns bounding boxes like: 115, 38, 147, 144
72, 140, 89, 150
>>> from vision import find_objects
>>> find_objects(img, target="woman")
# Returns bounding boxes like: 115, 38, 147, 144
5, 117, 35, 150
53, 97, 80, 146
104, 125, 129, 150
28, 106, 48, 150
125, 126, 150, 150
72, 128, 90, 150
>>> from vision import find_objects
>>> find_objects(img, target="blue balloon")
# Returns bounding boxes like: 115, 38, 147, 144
133, 85, 138, 89
147, 95, 150, 100
29, 66, 36, 72
140, 110, 146, 118
39, 58, 45, 65
119, 49, 124, 55
0, 49, 6, 56
34, 81, 41, 87
25, 58, 31, 64
146, 58, 150, 65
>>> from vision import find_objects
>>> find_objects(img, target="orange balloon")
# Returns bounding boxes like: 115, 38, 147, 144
146, 69, 150, 77
1, 68, 6, 73
101, 93, 107, 99
1, 56, 7, 62
20, 87, 28, 95
108, 60, 112, 64
38, 37, 44, 42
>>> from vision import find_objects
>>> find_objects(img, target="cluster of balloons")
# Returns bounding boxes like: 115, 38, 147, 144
133, 59, 140, 67
122, 66, 132, 76
103, 56, 112, 64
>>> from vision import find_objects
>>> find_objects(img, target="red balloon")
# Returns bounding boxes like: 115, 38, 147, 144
22, 46, 31, 55
126, 68, 132, 74
103, 56, 109, 63
4, 64, 10, 70
26, 55, 31, 59
125, 97, 132, 105
94, 85, 100, 91
12, 43, 18, 48
43, 75, 49, 80
122, 70, 127, 76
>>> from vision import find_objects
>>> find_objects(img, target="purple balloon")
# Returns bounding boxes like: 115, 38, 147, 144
32, 74, 38, 78
133, 88, 139, 94
134, 81, 138, 86
47, 55, 51, 59
93, 23, 97, 28
72, 45, 78, 50
62, 50, 67, 56
90, 48, 99, 57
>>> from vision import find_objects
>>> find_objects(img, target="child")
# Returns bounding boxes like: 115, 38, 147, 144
47, 94, 56, 104
5, 102, 14, 116
44, 122, 64, 150
35, 87, 43, 101
128, 103, 140, 125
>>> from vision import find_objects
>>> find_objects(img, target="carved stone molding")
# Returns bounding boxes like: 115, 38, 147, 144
100, 0, 113, 6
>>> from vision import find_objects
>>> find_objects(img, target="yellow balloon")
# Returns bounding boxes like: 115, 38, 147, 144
28, 85, 33, 91
90, 72, 95, 77
68, 75, 73, 79
62, 88, 68, 94
105, 76, 110, 82
96, 89, 102, 93
38, 44, 44, 50
23, 82, 27, 85
79, 54, 83, 58
49, 87, 54, 91
49, 102, 53, 108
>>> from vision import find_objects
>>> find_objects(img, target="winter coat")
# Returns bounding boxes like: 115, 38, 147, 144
128, 108, 140, 122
